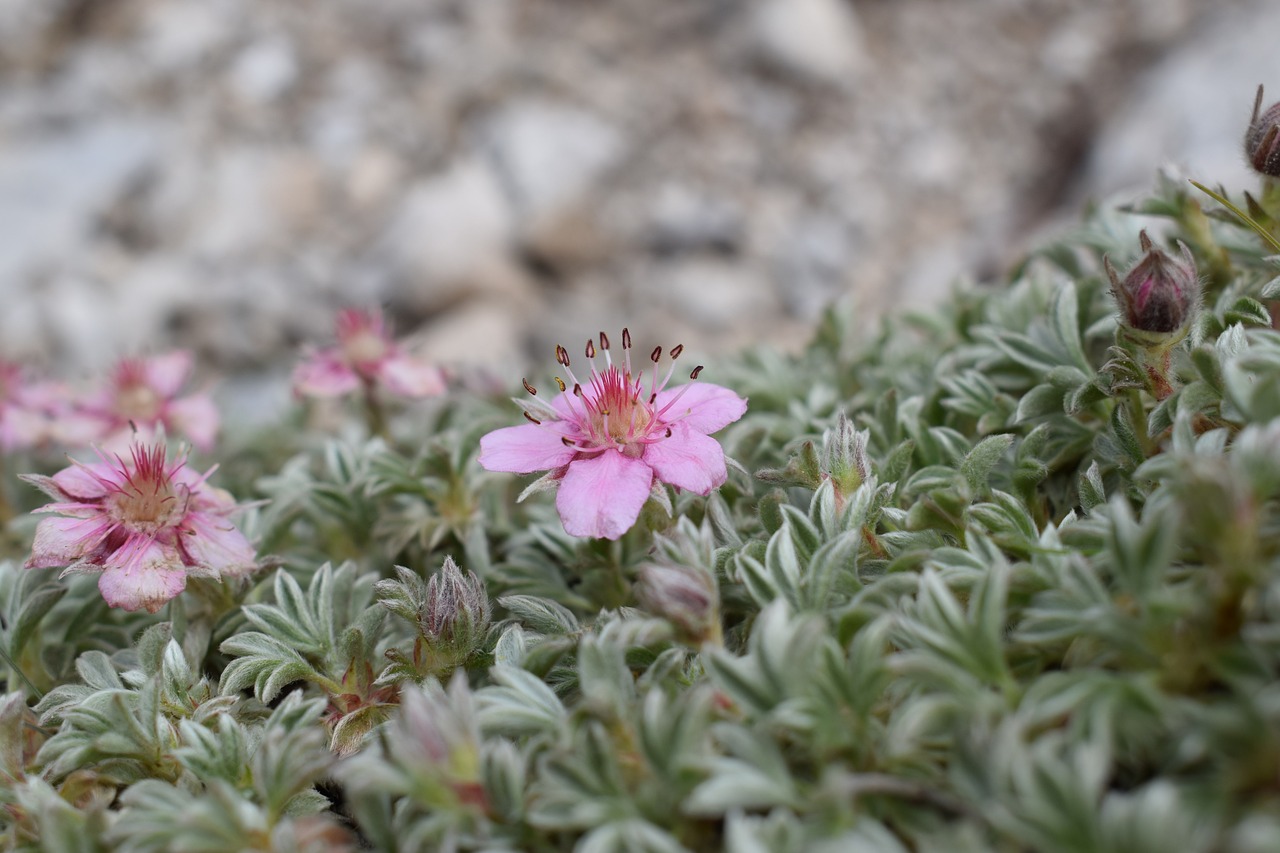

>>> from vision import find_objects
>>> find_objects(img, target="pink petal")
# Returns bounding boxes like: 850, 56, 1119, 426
643, 424, 728, 495
142, 351, 194, 398
653, 382, 747, 435
26, 515, 114, 569
179, 511, 257, 577
165, 394, 220, 452
50, 410, 115, 447
378, 354, 446, 398
293, 352, 361, 397
555, 450, 654, 540
52, 461, 123, 501
98, 535, 188, 613
479, 423, 578, 474
0, 404, 47, 452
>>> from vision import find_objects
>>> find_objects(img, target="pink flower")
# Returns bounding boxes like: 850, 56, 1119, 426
0, 362, 56, 453
293, 308, 445, 399
61, 351, 219, 452
478, 329, 747, 540
22, 441, 257, 613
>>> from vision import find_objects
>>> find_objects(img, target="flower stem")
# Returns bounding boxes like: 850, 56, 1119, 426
0, 454, 13, 528
361, 379, 388, 440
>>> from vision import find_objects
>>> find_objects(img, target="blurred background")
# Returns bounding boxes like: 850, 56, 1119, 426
0, 0, 1277, 378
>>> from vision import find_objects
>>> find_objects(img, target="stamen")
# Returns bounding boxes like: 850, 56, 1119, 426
690, 365, 704, 379
561, 437, 576, 447
523, 412, 542, 425
555, 345, 570, 367
554, 377, 567, 392
670, 344, 684, 360
599, 331, 610, 350
522, 378, 537, 396
585, 339, 596, 359
622, 328, 631, 349
650, 346, 662, 363
573, 383, 583, 397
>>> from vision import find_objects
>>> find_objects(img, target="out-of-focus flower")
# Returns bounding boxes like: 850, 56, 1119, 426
61, 351, 219, 452
293, 308, 445, 399
0, 362, 56, 453
22, 441, 256, 613
479, 329, 747, 539
1246, 84, 1280, 178
1105, 230, 1200, 338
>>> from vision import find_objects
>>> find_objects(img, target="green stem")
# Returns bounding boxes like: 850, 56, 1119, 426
0, 641, 43, 699
361, 380, 388, 440
1124, 388, 1157, 459
0, 454, 13, 528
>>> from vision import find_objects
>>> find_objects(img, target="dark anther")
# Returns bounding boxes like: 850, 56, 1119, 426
690, 365, 704, 379
670, 344, 684, 360
522, 378, 537, 395
522, 412, 542, 425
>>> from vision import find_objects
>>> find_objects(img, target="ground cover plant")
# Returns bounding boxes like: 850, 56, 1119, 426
3, 89, 1280, 851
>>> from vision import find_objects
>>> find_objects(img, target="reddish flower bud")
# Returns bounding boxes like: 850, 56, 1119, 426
1104, 230, 1199, 337
1246, 84, 1280, 178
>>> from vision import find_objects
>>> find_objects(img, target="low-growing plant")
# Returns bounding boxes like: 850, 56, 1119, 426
4, 89, 1280, 851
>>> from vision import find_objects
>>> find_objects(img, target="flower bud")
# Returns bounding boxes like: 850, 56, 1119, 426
637, 562, 721, 646
1246, 84, 1280, 177
423, 557, 491, 657
820, 412, 870, 499
1104, 230, 1199, 338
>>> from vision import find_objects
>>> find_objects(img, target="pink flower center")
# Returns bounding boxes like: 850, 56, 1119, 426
580, 366, 655, 457
529, 330, 705, 459
104, 445, 187, 534
116, 383, 162, 422
342, 329, 389, 368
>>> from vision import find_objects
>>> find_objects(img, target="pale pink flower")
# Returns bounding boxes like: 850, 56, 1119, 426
0, 362, 56, 452
479, 329, 747, 540
293, 308, 445, 399
22, 441, 256, 613
61, 351, 219, 452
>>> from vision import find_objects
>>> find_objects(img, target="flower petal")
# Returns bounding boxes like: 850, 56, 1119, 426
142, 351, 194, 397
0, 404, 48, 452
98, 535, 187, 613
26, 515, 114, 570
555, 450, 653, 540
165, 394, 221, 452
293, 352, 361, 397
653, 382, 747, 435
52, 462, 123, 501
378, 354, 446, 398
643, 424, 728, 495
180, 511, 258, 577
479, 423, 577, 474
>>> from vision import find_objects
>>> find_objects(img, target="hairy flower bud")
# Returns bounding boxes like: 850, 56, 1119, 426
820, 412, 870, 500
423, 557, 491, 656
1104, 230, 1199, 338
1246, 84, 1280, 177
638, 562, 721, 646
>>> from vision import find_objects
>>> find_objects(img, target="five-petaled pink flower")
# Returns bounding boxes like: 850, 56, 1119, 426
293, 308, 445, 399
0, 361, 57, 453
61, 351, 220, 452
478, 329, 747, 539
23, 441, 257, 613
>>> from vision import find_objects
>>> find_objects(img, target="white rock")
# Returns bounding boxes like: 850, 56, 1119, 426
751, 0, 865, 87
480, 100, 626, 224
384, 158, 515, 305
0, 119, 163, 286
138, 0, 239, 73
1083, 0, 1280, 200
229, 36, 299, 105
653, 258, 775, 332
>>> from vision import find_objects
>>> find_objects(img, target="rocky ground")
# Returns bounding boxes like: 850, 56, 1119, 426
0, 0, 1275, 381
